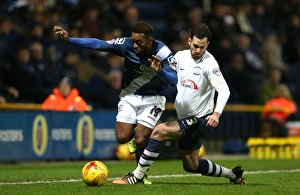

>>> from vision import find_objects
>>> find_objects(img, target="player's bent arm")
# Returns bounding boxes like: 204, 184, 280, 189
158, 68, 177, 87
214, 82, 230, 115
69, 38, 102, 50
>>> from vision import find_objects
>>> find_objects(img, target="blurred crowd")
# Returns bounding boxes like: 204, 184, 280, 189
0, 0, 299, 111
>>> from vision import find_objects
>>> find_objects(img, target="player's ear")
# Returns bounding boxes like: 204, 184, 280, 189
188, 37, 192, 46
149, 37, 153, 43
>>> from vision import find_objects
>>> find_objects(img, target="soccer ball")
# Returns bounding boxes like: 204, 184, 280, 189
82, 160, 109, 186
115, 144, 135, 160
198, 146, 206, 158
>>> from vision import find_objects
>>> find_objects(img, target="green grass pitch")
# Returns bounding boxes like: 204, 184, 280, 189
0, 157, 300, 195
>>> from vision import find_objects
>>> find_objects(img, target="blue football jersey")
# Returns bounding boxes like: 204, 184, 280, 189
69, 37, 177, 97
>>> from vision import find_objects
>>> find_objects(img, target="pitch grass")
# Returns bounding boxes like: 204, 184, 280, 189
0, 158, 300, 195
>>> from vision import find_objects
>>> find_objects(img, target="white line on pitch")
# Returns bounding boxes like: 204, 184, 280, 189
0, 169, 300, 185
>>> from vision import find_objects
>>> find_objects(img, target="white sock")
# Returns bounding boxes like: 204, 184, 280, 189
133, 165, 148, 180
221, 167, 236, 180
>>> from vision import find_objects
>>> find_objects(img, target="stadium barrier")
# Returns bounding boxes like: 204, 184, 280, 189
1, 103, 299, 161
0, 108, 118, 162
247, 137, 300, 159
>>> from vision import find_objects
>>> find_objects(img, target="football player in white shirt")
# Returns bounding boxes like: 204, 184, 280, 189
113, 23, 245, 185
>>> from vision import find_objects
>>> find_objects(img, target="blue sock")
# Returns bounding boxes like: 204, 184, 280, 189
135, 148, 141, 165
133, 138, 162, 179
145, 138, 162, 153
195, 159, 222, 177
135, 138, 162, 165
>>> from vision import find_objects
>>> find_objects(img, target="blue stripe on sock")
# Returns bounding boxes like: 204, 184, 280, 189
146, 138, 162, 152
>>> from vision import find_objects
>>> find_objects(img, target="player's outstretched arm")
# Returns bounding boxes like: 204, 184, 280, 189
53, 26, 102, 50
53, 26, 70, 42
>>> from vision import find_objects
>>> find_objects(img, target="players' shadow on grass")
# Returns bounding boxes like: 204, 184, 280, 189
153, 182, 240, 185
154, 182, 266, 186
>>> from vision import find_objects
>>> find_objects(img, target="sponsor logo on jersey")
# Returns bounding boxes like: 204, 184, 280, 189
181, 79, 199, 89
213, 68, 221, 76
133, 64, 156, 77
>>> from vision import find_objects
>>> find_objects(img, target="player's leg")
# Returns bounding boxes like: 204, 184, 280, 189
115, 96, 138, 144
129, 116, 198, 182
127, 95, 166, 154
115, 122, 136, 144
180, 149, 244, 184
112, 120, 181, 184
178, 117, 245, 184
133, 120, 182, 178
134, 96, 166, 163
113, 96, 166, 184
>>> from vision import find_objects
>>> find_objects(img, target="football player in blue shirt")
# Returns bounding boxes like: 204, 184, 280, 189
54, 21, 177, 184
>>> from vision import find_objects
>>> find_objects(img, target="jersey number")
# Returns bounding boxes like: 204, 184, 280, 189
186, 118, 198, 126
149, 106, 163, 118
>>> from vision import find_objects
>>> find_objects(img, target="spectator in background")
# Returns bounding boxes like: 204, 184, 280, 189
233, 33, 263, 73
283, 14, 300, 65
42, 77, 89, 112
11, 46, 52, 103
260, 84, 297, 138
260, 32, 288, 72
80, 8, 102, 38
226, 54, 255, 103
29, 41, 59, 89
202, 1, 233, 55
0, 80, 19, 103
105, 0, 133, 32
257, 68, 282, 105
122, 6, 139, 36
99, 69, 122, 109
61, 50, 80, 86
186, 7, 203, 29
249, 2, 268, 53
234, 1, 254, 36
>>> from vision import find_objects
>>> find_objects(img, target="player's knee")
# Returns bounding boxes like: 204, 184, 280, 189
115, 131, 130, 144
115, 135, 128, 144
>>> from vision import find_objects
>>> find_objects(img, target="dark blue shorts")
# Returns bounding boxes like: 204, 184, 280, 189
177, 115, 212, 150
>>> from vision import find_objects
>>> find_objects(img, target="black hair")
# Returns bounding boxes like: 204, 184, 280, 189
190, 23, 212, 41
132, 21, 153, 37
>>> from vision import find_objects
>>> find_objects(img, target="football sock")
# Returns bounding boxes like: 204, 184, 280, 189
196, 159, 235, 179
135, 148, 142, 165
133, 138, 162, 179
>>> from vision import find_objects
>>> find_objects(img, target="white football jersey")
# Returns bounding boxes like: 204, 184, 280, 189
174, 50, 230, 118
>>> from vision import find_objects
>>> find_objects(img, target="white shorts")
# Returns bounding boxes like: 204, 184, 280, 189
116, 94, 166, 129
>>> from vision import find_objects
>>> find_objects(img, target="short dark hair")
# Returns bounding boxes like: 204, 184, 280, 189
132, 21, 153, 37
190, 23, 212, 41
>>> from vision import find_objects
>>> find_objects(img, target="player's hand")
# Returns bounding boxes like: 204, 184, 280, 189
149, 55, 162, 72
53, 26, 70, 42
205, 112, 220, 127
